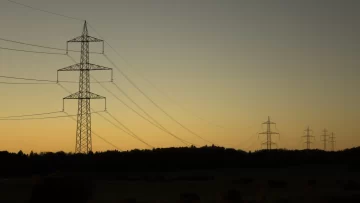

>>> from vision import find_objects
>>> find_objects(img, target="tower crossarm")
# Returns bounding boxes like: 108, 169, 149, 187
259, 131, 279, 134
58, 63, 112, 71
57, 63, 113, 82
66, 21, 104, 55
64, 91, 105, 100
62, 91, 107, 112
262, 141, 277, 145
261, 141, 278, 148
262, 121, 276, 125
68, 35, 103, 43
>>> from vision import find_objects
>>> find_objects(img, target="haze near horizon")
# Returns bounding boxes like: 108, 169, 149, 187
0, 0, 359, 152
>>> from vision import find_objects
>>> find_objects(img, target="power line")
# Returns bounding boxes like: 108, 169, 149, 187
111, 81, 195, 146
7, 0, 225, 133
6, 0, 214, 146
0, 75, 54, 83
0, 37, 102, 54
63, 111, 121, 151
243, 135, 260, 151
0, 81, 55, 85
103, 54, 214, 145
92, 75, 192, 146
0, 114, 76, 121
6, 0, 208, 147
66, 54, 193, 146
60, 80, 154, 149
0, 111, 103, 121
86, 24, 213, 145
95, 111, 154, 149
91, 130, 122, 152
57, 83, 73, 94
3, 1, 120, 152
64, 111, 122, 151
0, 37, 67, 51
230, 123, 262, 149
87, 23, 227, 131
0, 111, 63, 119
0, 46, 65, 55
6, 0, 83, 21
0, 75, 111, 84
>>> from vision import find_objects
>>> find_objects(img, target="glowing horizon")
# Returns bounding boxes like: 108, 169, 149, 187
1, 0, 359, 153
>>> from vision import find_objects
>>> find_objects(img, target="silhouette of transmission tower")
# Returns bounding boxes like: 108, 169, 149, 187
259, 116, 280, 150
303, 126, 315, 149
329, 132, 336, 151
320, 129, 329, 151
57, 21, 112, 153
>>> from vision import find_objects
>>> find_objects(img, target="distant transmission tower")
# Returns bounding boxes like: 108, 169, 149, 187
329, 132, 336, 151
320, 129, 329, 151
303, 126, 315, 149
259, 116, 280, 150
58, 21, 112, 153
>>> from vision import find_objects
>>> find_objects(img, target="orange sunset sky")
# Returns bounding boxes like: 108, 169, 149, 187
0, 0, 360, 153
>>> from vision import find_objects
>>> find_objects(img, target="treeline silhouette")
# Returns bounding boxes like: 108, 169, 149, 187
1, 145, 360, 178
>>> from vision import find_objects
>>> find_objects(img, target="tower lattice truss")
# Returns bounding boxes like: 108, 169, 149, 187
58, 21, 112, 153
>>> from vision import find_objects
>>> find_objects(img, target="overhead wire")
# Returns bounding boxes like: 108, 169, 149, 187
87, 23, 227, 131
6, 0, 83, 21
0, 75, 54, 83
0, 37, 102, 54
243, 135, 260, 151
0, 46, 65, 55
238, 124, 264, 150
95, 77, 193, 146
0, 110, 63, 119
110, 81, 194, 145
56, 83, 73, 94
94, 111, 154, 149
57, 80, 151, 149
85, 24, 214, 145
6, 0, 215, 146
110, 80, 194, 146
0, 113, 77, 121
66, 54, 193, 146
57, 80, 123, 151
0, 110, 103, 121
0, 75, 111, 84
274, 123, 281, 140
63, 111, 122, 151
0, 81, 55, 85
5, 0, 205, 148
103, 54, 214, 145
0, 37, 68, 51
4, 0, 121, 151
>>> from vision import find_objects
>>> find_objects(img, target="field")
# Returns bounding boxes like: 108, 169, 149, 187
1, 165, 360, 203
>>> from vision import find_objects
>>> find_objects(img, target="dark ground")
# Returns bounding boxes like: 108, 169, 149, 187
1, 147, 360, 202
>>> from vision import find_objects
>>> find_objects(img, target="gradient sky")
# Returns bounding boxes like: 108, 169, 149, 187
0, 0, 359, 153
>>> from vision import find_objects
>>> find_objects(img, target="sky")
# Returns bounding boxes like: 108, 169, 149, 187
0, 0, 359, 153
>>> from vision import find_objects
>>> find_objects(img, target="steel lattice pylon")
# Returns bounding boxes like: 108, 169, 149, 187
329, 132, 336, 151
303, 126, 315, 150
320, 129, 329, 151
58, 21, 112, 153
259, 116, 280, 150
